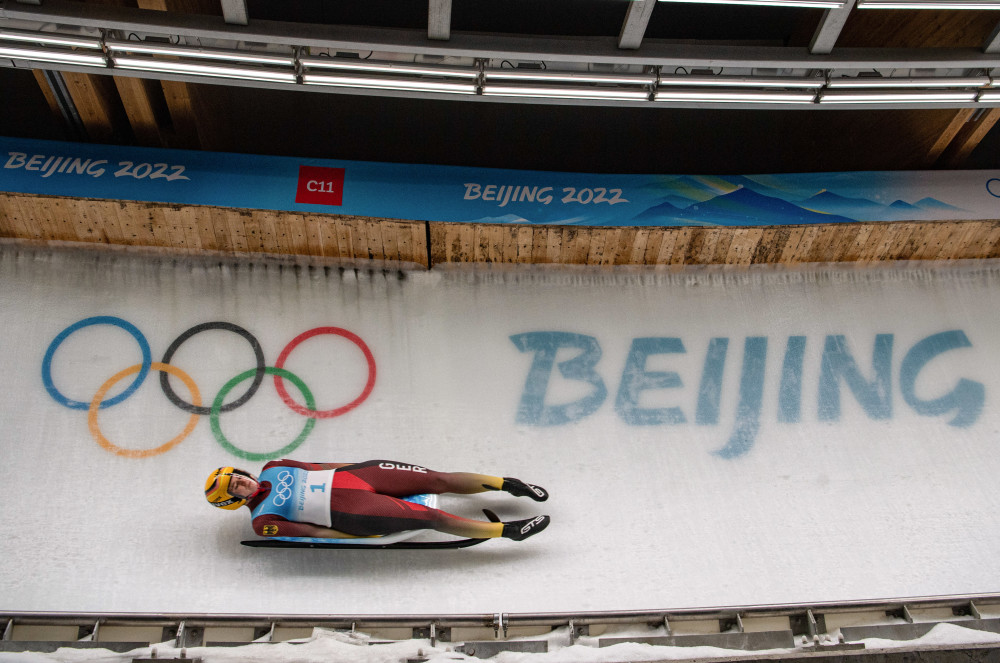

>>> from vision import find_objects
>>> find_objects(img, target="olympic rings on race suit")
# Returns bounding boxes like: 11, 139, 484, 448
41, 316, 376, 460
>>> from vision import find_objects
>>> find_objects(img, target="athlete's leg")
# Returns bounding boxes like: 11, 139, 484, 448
337, 460, 502, 496
337, 460, 548, 501
328, 488, 504, 538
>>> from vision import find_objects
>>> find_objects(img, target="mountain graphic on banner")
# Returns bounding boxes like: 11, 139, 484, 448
799, 190, 964, 221
634, 186, 856, 226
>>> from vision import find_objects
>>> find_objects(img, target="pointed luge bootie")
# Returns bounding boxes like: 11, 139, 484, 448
501, 515, 551, 541
501, 477, 549, 502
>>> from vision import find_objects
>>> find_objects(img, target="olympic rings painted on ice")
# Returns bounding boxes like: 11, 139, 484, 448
160, 321, 266, 415
89, 362, 201, 458
42, 318, 376, 460
211, 367, 317, 462
42, 316, 152, 410
273, 327, 376, 419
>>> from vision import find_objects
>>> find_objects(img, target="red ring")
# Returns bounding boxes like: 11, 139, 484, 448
273, 327, 376, 418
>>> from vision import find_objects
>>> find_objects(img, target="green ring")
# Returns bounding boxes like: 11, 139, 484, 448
210, 366, 317, 461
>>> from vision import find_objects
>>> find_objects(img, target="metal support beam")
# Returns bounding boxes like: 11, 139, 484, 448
38, 69, 88, 142
220, 0, 248, 26
810, 4, 852, 54
6, 1, 1000, 70
428, 0, 451, 41
618, 0, 656, 50
985, 21, 1000, 53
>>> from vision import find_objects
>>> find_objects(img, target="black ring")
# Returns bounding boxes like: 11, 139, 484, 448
160, 322, 265, 415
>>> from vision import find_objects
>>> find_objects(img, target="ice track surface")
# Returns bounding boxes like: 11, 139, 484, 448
3, 244, 1000, 615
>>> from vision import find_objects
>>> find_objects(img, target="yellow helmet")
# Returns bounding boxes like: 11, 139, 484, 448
205, 466, 256, 510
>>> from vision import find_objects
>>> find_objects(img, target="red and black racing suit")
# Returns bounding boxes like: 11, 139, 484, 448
247, 459, 504, 539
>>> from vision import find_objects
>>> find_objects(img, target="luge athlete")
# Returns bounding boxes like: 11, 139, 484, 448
205, 459, 550, 541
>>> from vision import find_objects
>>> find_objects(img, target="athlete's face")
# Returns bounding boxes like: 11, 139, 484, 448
229, 474, 259, 499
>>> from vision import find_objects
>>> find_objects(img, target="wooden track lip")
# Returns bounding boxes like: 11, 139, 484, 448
3, 192, 998, 268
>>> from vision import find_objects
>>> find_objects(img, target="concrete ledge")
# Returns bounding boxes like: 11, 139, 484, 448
456, 640, 548, 658
842, 618, 1000, 642
0, 641, 148, 653
599, 629, 796, 651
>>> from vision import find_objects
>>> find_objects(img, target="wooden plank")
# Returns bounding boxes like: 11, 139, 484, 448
364, 217, 385, 261
959, 222, 1000, 259
438, 221, 471, 263
457, 223, 476, 263
188, 206, 217, 251
873, 223, 907, 261
332, 217, 354, 260
0, 194, 25, 238
112, 76, 166, 147
162, 207, 189, 250
410, 221, 429, 267
789, 226, 822, 264
750, 228, 785, 264
149, 205, 175, 249
776, 226, 807, 264
474, 224, 491, 263
686, 227, 716, 264
856, 223, 888, 263
922, 109, 975, 167
6, 194, 43, 239
659, 227, 693, 265
302, 216, 326, 258
227, 210, 251, 253
437, 222, 456, 263
640, 229, 665, 265
979, 224, 1000, 259
491, 224, 509, 263
728, 227, 764, 265
804, 225, 838, 263
629, 228, 650, 265
926, 221, 963, 261
952, 221, 990, 258
908, 222, 943, 260
885, 223, 919, 260
474, 224, 490, 263
101, 202, 127, 245
516, 226, 534, 263
531, 226, 551, 264
31, 70, 64, 127
611, 228, 637, 265
500, 225, 519, 264
60, 72, 128, 143
159, 80, 202, 150
546, 224, 564, 264
166, 205, 193, 250
709, 227, 734, 264
585, 228, 608, 265
838, 224, 874, 262
940, 109, 1000, 168
203, 207, 229, 252
380, 220, 402, 263
346, 216, 366, 260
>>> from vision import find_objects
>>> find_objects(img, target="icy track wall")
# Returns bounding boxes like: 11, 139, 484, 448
2, 245, 999, 616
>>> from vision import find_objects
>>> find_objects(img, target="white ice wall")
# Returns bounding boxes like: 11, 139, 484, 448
2, 244, 999, 615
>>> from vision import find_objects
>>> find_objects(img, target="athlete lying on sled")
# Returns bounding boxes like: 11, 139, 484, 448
205, 459, 550, 548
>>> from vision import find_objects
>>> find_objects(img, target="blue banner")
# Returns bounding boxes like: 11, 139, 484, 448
3, 135, 1000, 226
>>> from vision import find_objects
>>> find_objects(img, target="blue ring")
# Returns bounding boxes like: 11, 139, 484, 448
42, 316, 152, 410
987, 178, 1000, 198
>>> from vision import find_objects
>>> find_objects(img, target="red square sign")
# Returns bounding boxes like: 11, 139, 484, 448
295, 166, 345, 206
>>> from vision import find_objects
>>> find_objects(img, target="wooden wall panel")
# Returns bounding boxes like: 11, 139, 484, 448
2, 193, 999, 268
0, 194, 430, 267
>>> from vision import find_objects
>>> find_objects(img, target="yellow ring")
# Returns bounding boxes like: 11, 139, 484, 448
88, 362, 201, 459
